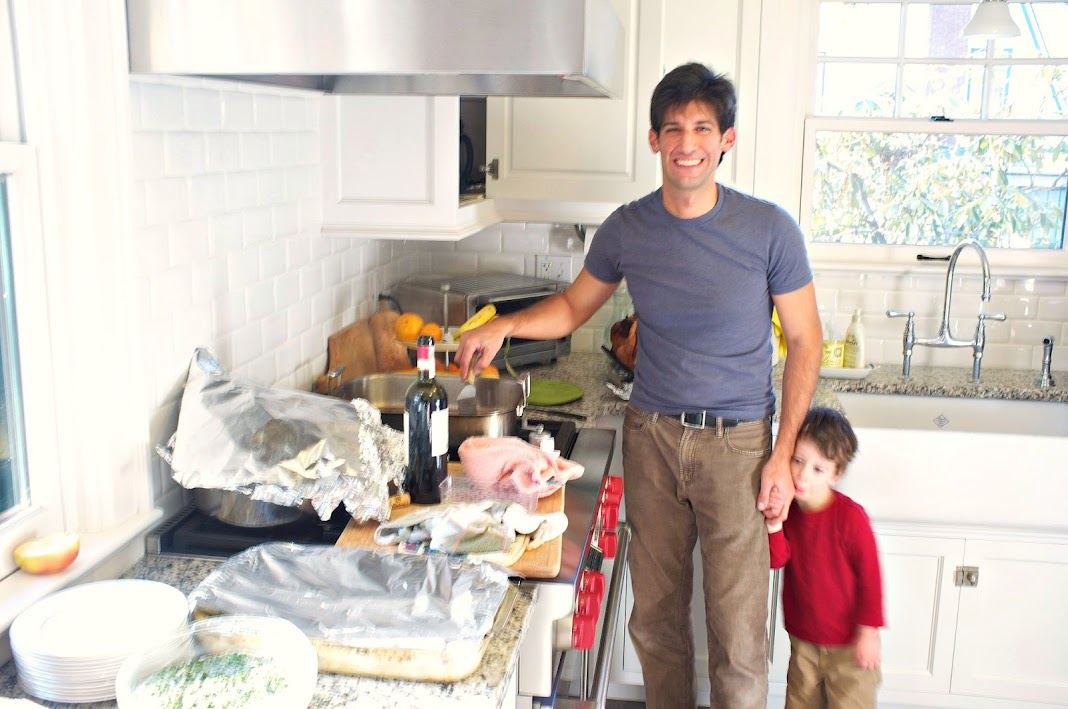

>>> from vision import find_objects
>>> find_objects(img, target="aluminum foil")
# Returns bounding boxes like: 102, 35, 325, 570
157, 348, 405, 522
188, 542, 511, 647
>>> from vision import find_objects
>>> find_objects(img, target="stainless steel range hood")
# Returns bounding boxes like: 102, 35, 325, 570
125, 0, 624, 98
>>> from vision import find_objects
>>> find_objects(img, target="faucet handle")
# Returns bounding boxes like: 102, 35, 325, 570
979, 311, 1007, 322
886, 309, 914, 319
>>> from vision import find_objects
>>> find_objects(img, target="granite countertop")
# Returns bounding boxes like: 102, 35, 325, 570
515, 353, 1065, 427
0, 556, 537, 709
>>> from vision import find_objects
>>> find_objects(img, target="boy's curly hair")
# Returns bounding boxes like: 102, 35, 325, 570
798, 407, 858, 474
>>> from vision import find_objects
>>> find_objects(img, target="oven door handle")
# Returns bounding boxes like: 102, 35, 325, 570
579, 522, 631, 709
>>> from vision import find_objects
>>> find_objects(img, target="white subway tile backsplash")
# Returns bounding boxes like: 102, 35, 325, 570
208, 214, 244, 256
243, 209, 273, 245
230, 321, 264, 367
246, 280, 276, 321
275, 271, 301, 311
130, 133, 166, 179
188, 175, 227, 218
221, 91, 255, 132
206, 133, 241, 172
185, 89, 223, 130
301, 264, 325, 300
254, 94, 285, 131
165, 133, 206, 175
169, 219, 210, 267
225, 172, 259, 211
240, 133, 272, 170
227, 247, 260, 291
1038, 296, 1068, 321
259, 240, 288, 279
139, 83, 185, 129
1015, 278, 1067, 296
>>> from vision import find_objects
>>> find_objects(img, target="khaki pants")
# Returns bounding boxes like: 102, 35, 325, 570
622, 404, 772, 709
785, 636, 881, 709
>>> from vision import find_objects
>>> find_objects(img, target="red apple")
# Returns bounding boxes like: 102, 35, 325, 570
13, 533, 80, 574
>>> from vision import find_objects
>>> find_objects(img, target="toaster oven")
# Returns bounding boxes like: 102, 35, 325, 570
391, 274, 571, 368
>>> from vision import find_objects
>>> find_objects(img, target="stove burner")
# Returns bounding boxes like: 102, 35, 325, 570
148, 418, 579, 560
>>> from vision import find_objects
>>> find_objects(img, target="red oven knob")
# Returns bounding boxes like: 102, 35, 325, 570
600, 475, 623, 505
599, 503, 619, 530
580, 569, 605, 597
577, 589, 601, 618
572, 612, 598, 650
600, 529, 618, 558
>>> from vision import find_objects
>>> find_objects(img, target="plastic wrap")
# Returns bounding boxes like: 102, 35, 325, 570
157, 348, 405, 522
188, 543, 511, 648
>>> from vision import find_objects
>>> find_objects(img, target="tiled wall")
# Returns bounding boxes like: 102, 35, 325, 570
129, 77, 412, 509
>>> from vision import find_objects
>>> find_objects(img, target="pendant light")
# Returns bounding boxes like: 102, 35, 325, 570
962, 0, 1021, 39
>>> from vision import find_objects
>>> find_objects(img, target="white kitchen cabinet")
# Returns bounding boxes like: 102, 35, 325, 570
320, 94, 500, 241
608, 528, 1068, 708
951, 538, 1068, 705
486, 0, 756, 225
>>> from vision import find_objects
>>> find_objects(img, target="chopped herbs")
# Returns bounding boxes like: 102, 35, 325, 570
134, 651, 288, 708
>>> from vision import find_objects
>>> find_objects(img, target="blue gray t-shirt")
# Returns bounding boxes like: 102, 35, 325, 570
585, 185, 812, 420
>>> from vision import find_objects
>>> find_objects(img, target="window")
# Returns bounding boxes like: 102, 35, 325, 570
0, 145, 63, 580
801, 1, 1068, 267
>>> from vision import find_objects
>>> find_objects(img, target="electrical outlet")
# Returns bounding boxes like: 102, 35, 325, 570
535, 255, 571, 282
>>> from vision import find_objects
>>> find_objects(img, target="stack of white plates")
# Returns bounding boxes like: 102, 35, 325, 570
10, 579, 189, 703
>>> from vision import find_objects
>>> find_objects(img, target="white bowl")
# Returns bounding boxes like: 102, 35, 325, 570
115, 615, 317, 708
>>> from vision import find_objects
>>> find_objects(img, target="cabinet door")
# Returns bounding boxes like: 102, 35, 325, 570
320, 95, 499, 240
877, 534, 964, 695
485, 0, 663, 224
952, 539, 1068, 705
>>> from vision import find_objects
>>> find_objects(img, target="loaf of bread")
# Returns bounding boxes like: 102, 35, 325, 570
610, 314, 637, 371
369, 302, 413, 372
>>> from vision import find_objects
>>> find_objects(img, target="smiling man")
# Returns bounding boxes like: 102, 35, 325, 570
455, 63, 822, 709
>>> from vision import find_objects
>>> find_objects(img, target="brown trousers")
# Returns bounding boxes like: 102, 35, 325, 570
622, 404, 772, 709
785, 636, 881, 709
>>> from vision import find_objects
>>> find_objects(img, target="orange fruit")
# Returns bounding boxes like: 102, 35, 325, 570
419, 322, 444, 344
394, 312, 424, 342
445, 361, 461, 375
481, 364, 500, 378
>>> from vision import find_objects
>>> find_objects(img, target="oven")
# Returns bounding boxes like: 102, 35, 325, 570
145, 416, 628, 708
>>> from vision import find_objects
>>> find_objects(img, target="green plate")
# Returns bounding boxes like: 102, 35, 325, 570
527, 380, 584, 406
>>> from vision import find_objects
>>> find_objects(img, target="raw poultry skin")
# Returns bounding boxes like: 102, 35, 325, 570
458, 436, 584, 497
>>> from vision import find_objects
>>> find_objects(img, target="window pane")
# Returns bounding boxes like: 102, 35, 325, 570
989, 64, 1068, 119
816, 63, 898, 116
0, 176, 27, 520
901, 63, 984, 117
904, 4, 985, 59
810, 130, 1068, 249
993, 3, 1068, 60
818, 2, 902, 58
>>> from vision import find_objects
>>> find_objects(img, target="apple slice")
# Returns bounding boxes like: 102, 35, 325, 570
13, 532, 80, 574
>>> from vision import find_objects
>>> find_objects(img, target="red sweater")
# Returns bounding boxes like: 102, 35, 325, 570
768, 491, 884, 646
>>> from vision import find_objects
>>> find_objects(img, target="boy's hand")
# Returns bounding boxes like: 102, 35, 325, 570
853, 626, 881, 669
765, 520, 782, 533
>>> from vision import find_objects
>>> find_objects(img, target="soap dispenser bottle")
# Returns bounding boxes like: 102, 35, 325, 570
843, 309, 866, 369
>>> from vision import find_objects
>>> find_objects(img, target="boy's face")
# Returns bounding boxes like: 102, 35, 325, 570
791, 438, 841, 512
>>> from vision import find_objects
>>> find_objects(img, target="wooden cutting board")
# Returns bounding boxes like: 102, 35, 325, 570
337, 464, 564, 579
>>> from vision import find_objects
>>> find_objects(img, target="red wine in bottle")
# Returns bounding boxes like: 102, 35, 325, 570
403, 335, 449, 503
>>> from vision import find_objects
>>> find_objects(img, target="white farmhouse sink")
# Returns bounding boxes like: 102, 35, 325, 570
832, 393, 1068, 532
835, 392, 1068, 437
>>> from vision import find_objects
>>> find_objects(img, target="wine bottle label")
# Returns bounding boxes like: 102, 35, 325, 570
430, 408, 448, 457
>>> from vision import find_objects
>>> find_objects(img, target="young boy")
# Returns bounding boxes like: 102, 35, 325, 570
768, 407, 884, 708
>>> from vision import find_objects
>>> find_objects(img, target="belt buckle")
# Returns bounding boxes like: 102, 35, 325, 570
680, 411, 707, 429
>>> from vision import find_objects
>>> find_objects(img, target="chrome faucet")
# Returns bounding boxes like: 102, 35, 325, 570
887, 239, 1006, 382
1037, 336, 1056, 388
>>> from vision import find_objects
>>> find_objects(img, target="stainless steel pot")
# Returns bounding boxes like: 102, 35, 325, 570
330, 372, 528, 451
193, 487, 315, 528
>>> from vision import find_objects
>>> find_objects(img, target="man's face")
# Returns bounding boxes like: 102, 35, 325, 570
648, 100, 736, 196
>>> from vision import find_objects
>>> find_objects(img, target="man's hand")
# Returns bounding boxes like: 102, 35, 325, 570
454, 317, 509, 380
853, 626, 881, 670
757, 453, 794, 525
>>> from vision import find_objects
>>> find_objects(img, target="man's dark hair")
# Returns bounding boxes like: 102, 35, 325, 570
798, 407, 859, 474
649, 62, 737, 135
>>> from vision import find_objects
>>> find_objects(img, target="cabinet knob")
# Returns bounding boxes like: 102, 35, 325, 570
482, 158, 499, 180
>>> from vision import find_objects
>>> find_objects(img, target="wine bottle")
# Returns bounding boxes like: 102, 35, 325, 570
403, 334, 449, 504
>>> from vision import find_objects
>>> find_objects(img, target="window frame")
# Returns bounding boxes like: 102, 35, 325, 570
801, 116, 1068, 271
794, 0, 1068, 275
0, 143, 64, 580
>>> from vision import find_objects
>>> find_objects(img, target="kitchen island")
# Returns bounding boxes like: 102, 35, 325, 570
0, 555, 537, 708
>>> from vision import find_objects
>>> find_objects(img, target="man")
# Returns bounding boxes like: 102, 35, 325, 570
456, 63, 822, 709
